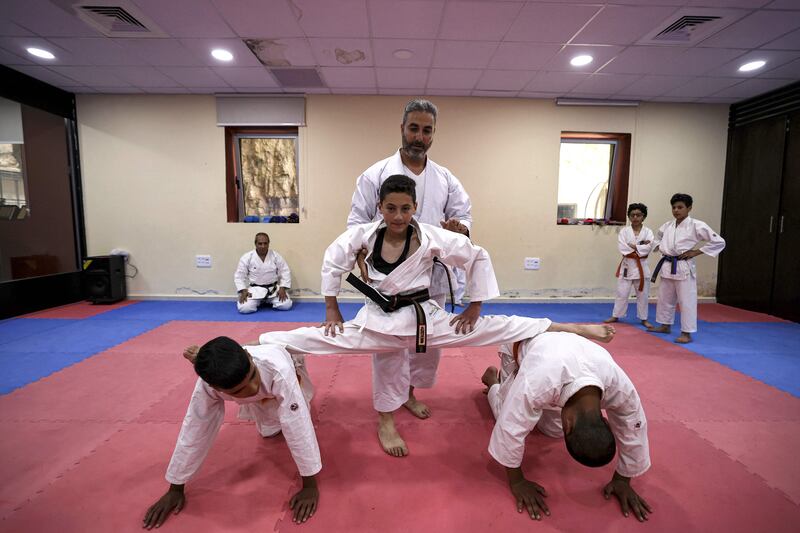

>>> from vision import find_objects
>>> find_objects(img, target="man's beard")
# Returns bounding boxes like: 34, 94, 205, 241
402, 137, 430, 161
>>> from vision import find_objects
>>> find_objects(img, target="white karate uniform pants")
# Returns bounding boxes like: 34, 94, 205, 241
655, 277, 698, 333
237, 286, 293, 313
612, 277, 650, 321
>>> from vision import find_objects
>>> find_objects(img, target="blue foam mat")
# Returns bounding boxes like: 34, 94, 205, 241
0, 318, 78, 346
89, 301, 364, 322
0, 350, 93, 395
0, 318, 162, 354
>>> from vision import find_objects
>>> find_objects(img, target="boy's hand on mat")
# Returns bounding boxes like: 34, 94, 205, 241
603, 473, 652, 522
289, 478, 319, 523
450, 302, 481, 334
182, 346, 199, 364
509, 478, 549, 520
142, 485, 185, 529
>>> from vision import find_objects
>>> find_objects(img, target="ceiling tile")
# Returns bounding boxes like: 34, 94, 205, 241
332, 87, 378, 94
665, 77, 743, 97
571, 73, 642, 95
765, 0, 800, 9
368, 0, 445, 39
439, 1, 522, 41
376, 67, 428, 89
660, 47, 747, 76
427, 69, 482, 90
615, 75, 693, 96
49, 66, 130, 87
573, 5, 678, 46
701, 10, 800, 48
759, 57, 800, 77
505, 3, 601, 43
687, 0, 773, 6
0, 37, 82, 65
763, 28, 800, 50
372, 39, 435, 68
600, 46, 685, 75
712, 77, 795, 97
432, 41, 497, 68
7, 65, 83, 87
241, 38, 317, 68
114, 39, 204, 67
518, 91, 561, 100
525, 71, 589, 92
189, 86, 235, 94
476, 69, 534, 91
546, 44, 625, 72
425, 89, 472, 97
309, 38, 373, 67
3, 0, 100, 37
648, 96, 700, 103
133, 0, 236, 38
706, 49, 800, 76
0, 19, 34, 37
211, 0, 305, 38
472, 90, 519, 98
489, 42, 562, 70
319, 67, 376, 88
49, 38, 147, 66
378, 87, 421, 95
0, 46, 33, 66
155, 66, 229, 87
294, 0, 369, 38
212, 67, 279, 88
179, 38, 264, 67
106, 66, 181, 88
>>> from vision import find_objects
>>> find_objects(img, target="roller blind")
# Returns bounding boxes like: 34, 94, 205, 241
0, 97, 24, 144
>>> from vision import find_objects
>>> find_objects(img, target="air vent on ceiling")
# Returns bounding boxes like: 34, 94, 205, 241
638, 8, 745, 46
52, 0, 168, 37
270, 68, 326, 89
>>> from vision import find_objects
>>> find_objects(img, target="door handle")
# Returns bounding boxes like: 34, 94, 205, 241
769, 216, 774, 233
780, 215, 785, 234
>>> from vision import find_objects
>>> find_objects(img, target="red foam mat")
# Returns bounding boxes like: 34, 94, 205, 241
22, 300, 139, 319
697, 303, 790, 323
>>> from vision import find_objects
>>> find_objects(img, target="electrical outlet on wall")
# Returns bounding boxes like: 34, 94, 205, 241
196, 255, 212, 268
524, 257, 541, 270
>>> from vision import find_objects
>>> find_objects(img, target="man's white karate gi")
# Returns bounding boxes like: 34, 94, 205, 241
234, 249, 293, 313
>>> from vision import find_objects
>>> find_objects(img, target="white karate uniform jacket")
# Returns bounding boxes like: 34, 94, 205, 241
651, 217, 725, 280
321, 218, 498, 337
616, 226, 654, 280
234, 249, 292, 292
165, 344, 321, 485
488, 332, 651, 478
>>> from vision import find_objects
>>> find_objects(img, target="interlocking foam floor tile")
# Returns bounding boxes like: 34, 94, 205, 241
684, 420, 800, 505
697, 303, 790, 323
106, 321, 273, 354
21, 300, 139, 319
0, 318, 161, 354
0, 422, 297, 533
0, 350, 92, 395
0, 420, 123, 519
0, 318, 76, 346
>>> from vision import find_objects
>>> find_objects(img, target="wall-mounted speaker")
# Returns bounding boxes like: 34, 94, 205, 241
82, 255, 126, 304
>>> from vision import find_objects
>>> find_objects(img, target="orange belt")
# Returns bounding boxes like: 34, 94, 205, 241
615, 252, 648, 292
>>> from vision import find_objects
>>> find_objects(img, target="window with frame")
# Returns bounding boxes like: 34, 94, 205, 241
556, 132, 631, 225
225, 126, 299, 223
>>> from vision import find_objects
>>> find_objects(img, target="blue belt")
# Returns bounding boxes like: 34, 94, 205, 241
650, 255, 683, 282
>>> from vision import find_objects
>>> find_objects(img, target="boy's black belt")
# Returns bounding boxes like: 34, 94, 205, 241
345, 273, 430, 353
650, 255, 685, 282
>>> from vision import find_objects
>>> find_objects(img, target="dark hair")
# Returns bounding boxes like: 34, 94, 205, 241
670, 193, 693, 207
564, 412, 617, 468
194, 336, 251, 389
254, 232, 269, 243
627, 203, 648, 218
402, 99, 438, 125
379, 174, 417, 203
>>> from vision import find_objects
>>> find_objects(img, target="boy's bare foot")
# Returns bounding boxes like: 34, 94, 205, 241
482, 366, 500, 393
378, 413, 408, 457
604, 317, 619, 323
641, 320, 654, 328
579, 324, 616, 343
675, 332, 692, 344
403, 395, 431, 419
647, 325, 670, 334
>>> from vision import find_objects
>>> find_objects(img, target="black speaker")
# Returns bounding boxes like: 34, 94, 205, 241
82, 255, 127, 304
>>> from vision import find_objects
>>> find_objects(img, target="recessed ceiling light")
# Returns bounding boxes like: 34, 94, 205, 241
393, 49, 414, 60
738, 60, 766, 72
211, 49, 233, 62
27, 47, 55, 60
570, 55, 593, 67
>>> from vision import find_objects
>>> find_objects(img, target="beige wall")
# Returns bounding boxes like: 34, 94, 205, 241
76, 94, 728, 300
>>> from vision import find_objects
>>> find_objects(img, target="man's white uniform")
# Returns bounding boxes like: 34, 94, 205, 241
259, 220, 552, 401
651, 217, 725, 333
165, 345, 319, 485
611, 225, 654, 321
348, 149, 472, 411
234, 249, 293, 313
488, 332, 650, 479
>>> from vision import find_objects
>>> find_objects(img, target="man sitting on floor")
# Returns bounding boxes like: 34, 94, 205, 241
482, 331, 652, 522
142, 337, 319, 529
235, 232, 293, 313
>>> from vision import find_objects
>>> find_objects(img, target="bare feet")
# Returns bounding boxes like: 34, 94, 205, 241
378, 413, 408, 457
641, 320, 654, 328
604, 317, 619, 323
403, 395, 431, 419
647, 324, 670, 334
578, 324, 616, 343
675, 332, 692, 344
482, 366, 499, 393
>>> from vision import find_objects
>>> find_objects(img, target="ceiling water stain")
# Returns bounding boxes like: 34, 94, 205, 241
244, 39, 291, 67
335, 48, 366, 65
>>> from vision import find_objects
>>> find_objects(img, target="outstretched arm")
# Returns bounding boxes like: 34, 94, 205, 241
546, 322, 615, 343
603, 471, 652, 522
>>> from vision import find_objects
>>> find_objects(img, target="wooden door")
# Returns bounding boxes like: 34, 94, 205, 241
717, 116, 785, 312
